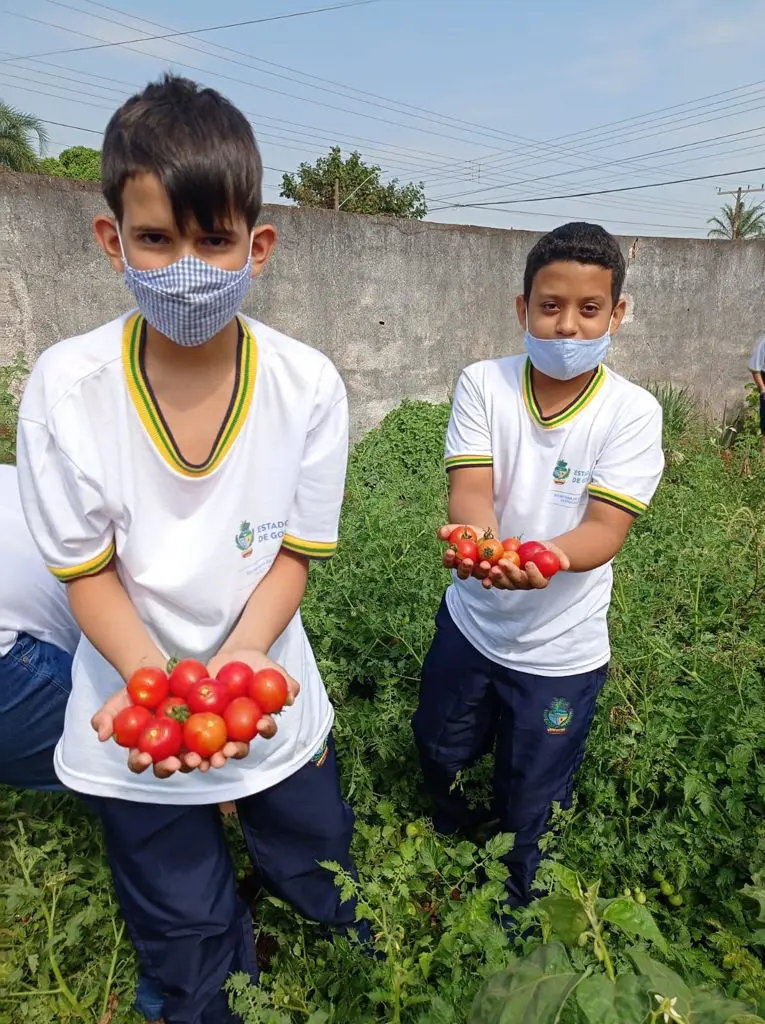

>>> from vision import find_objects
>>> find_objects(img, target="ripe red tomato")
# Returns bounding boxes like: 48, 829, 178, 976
184, 713, 227, 758
518, 540, 547, 566
138, 717, 183, 763
168, 659, 209, 699
501, 537, 521, 554
223, 697, 263, 743
249, 668, 288, 714
476, 536, 505, 565
447, 525, 478, 545
156, 696, 190, 722
502, 550, 521, 568
215, 661, 254, 701
187, 680, 230, 716
451, 538, 479, 563
113, 705, 153, 748
527, 549, 561, 579
127, 667, 169, 709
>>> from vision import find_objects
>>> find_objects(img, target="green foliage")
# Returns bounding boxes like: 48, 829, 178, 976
707, 199, 765, 240
0, 351, 26, 464
0, 99, 48, 173
38, 146, 101, 182
280, 146, 427, 218
2, 392, 765, 1022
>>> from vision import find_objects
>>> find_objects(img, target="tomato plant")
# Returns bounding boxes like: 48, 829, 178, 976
168, 658, 209, 699
184, 712, 227, 757
223, 697, 262, 742
216, 660, 255, 700
186, 680, 230, 716
112, 705, 153, 748
137, 717, 183, 763
126, 667, 169, 709
249, 668, 288, 714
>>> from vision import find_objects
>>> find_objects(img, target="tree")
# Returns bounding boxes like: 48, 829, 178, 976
707, 192, 765, 239
38, 145, 101, 181
281, 146, 427, 219
0, 99, 48, 173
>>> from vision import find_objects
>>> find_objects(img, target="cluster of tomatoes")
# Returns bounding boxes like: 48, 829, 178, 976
113, 658, 289, 766
447, 526, 561, 579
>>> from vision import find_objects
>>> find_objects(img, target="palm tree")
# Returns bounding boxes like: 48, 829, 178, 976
0, 99, 49, 173
707, 194, 765, 240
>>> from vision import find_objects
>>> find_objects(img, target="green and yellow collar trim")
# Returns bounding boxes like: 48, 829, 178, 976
122, 312, 257, 477
522, 358, 606, 429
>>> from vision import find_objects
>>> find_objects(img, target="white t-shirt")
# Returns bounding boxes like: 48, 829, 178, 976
444, 356, 664, 677
17, 312, 347, 804
0, 464, 80, 658
748, 337, 765, 372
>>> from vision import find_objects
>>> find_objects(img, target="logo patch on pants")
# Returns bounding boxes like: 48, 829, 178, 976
310, 738, 329, 767
544, 698, 573, 734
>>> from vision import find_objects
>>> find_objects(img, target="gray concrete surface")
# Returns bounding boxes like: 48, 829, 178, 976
2, 170, 762, 437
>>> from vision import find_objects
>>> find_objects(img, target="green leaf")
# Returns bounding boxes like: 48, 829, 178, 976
535, 895, 590, 945
576, 974, 652, 1024
741, 884, 765, 923
486, 832, 515, 860
628, 949, 692, 1017
306, 1012, 329, 1024
688, 989, 765, 1024
469, 942, 581, 1024
547, 863, 582, 900
602, 898, 667, 953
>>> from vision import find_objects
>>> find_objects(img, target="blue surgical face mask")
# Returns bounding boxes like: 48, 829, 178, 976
117, 230, 254, 347
524, 317, 612, 381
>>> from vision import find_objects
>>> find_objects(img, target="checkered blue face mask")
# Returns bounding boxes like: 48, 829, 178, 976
117, 231, 254, 347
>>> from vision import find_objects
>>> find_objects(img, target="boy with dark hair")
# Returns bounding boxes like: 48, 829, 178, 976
413, 221, 665, 913
17, 74, 362, 1023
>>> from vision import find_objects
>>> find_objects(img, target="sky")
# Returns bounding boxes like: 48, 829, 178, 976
2, 0, 765, 238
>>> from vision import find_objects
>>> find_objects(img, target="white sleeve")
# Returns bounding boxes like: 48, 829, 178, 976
587, 398, 664, 517
444, 368, 494, 471
16, 368, 114, 582
748, 338, 765, 372
281, 364, 349, 561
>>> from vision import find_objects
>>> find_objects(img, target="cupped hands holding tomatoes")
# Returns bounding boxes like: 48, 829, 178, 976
92, 651, 298, 779
439, 524, 569, 591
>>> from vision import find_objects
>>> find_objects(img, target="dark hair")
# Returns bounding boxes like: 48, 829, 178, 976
102, 74, 262, 231
523, 221, 626, 306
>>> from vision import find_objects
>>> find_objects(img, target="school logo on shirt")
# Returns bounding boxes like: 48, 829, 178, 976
310, 738, 329, 767
235, 520, 254, 558
544, 698, 573, 734
552, 459, 571, 485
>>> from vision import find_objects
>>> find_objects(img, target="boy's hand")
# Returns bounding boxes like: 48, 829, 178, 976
91, 685, 192, 779
487, 542, 570, 591
438, 523, 493, 581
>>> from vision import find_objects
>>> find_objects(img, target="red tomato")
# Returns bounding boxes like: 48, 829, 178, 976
451, 538, 479, 563
127, 667, 169, 709
502, 550, 521, 568
249, 668, 289, 714
447, 525, 478, 545
187, 680, 230, 716
501, 537, 521, 554
156, 696, 190, 722
215, 661, 254, 701
168, 659, 209, 699
518, 540, 547, 566
476, 536, 505, 565
223, 697, 262, 743
113, 705, 153, 748
527, 549, 561, 579
184, 713, 227, 758
138, 717, 183, 763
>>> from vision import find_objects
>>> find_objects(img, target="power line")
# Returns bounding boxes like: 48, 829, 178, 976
0, 0, 381, 61
430, 165, 765, 210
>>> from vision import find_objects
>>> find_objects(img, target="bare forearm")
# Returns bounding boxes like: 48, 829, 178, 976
220, 549, 309, 656
752, 371, 765, 392
447, 493, 499, 536
67, 564, 165, 682
551, 520, 627, 572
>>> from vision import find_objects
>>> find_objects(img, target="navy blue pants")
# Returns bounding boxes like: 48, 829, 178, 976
759, 392, 765, 434
412, 598, 607, 909
88, 734, 364, 1024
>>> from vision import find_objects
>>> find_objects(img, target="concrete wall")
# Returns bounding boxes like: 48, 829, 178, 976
2, 170, 762, 437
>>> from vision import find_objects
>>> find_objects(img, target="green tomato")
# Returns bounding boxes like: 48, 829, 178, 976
635, 890, 647, 905
651, 869, 665, 883
660, 881, 675, 896
668, 894, 683, 907
406, 823, 420, 839
622, 887, 632, 898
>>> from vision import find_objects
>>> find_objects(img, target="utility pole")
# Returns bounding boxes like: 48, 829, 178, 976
333, 177, 340, 211
717, 184, 765, 239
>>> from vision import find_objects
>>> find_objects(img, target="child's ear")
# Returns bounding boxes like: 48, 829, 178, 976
250, 224, 277, 279
515, 295, 527, 329
609, 297, 627, 334
93, 215, 123, 273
